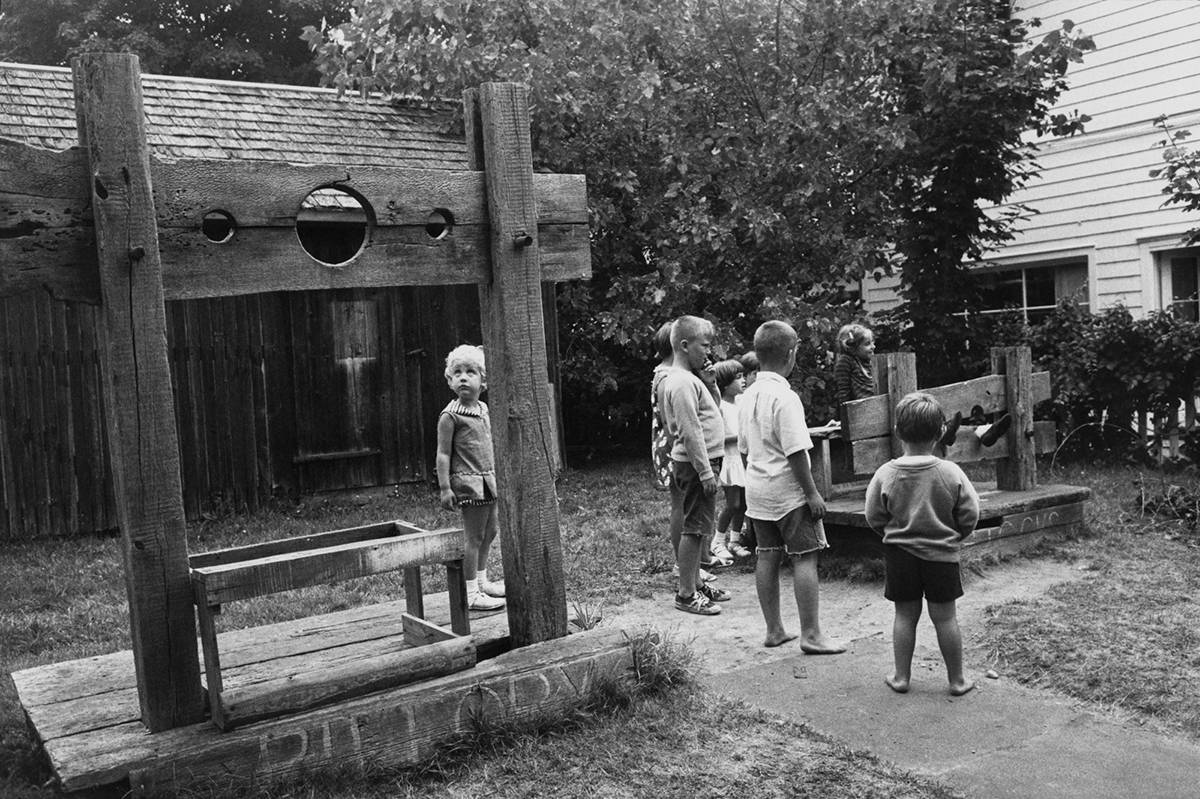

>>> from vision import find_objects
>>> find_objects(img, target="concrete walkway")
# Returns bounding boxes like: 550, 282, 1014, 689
612, 560, 1200, 798
715, 637, 1200, 798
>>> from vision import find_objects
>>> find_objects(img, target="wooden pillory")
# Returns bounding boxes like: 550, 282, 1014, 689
813, 349, 1090, 558
3, 54, 640, 793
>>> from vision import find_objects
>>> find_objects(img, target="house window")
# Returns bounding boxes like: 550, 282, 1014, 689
973, 260, 1088, 323
1161, 251, 1200, 321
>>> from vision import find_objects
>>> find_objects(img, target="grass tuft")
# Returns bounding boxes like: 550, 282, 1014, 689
625, 627, 697, 697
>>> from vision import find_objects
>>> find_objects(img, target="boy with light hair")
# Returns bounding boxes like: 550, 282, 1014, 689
656, 315, 732, 615
739, 320, 844, 652
865, 391, 980, 695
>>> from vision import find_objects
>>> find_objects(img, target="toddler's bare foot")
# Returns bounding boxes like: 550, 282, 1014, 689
764, 631, 798, 648
885, 674, 910, 693
800, 635, 846, 655
949, 679, 976, 696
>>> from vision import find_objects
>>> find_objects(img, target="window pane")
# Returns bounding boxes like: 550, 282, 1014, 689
977, 271, 1023, 310
1025, 266, 1056, 308
1171, 257, 1199, 321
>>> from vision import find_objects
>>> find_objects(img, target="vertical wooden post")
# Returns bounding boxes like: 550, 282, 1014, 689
883, 352, 918, 458
991, 346, 1036, 490
466, 83, 568, 645
73, 53, 204, 730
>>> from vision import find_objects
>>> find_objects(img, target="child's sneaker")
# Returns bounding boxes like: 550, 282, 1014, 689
480, 579, 506, 598
697, 582, 731, 602
710, 541, 735, 563
727, 539, 753, 558
675, 591, 721, 615
468, 590, 505, 611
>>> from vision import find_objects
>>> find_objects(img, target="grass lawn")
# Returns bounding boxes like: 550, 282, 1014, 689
2, 452, 1197, 796
978, 462, 1200, 738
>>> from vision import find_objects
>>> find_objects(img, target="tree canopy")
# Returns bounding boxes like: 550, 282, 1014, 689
306, 0, 1091, 440
0, 0, 350, 84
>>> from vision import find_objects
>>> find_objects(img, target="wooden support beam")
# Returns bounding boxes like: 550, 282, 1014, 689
883, 352, 918, 458
72, 52, 204, 731
467, 83, 569, 646
992, 346, 1036, 491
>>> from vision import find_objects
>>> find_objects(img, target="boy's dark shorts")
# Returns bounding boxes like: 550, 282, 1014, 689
883, 545, 963, 603
750, 504, 827, 557
669, 458, 722, 537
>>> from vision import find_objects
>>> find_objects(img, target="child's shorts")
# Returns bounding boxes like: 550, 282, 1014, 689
883, 545, 963, 603
669, 458, 722, 537
750, 504, 827, 556
451, 472, 497, 506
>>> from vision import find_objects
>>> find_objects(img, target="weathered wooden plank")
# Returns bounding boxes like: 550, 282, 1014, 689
12, 592, 494, 712
153, 161, 587, 227
187, 520, 428, 568
2, 148, 590, 302
993, 346, 1036, 491
471, 83, 570, 646
824, 482, 1091, 529
51, 299, 78, 534
216, 634, 477, 731
0, 140, 99, 301
73, 52, 204, 729
3, 143, 586, 232
963, 516, 1085, 561
1, 221, 589, 302
884, 352, 917, 457
402, 612, 458, 646
192, 527, 465, 605
842, 371, 1052, 442
0, 300, 15, 537
43, 627, 632, 793
847, 420, 1058, 475
14, 592, 509, 744
966, 501, 1087, 547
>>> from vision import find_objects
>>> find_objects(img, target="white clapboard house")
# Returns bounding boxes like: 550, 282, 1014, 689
863, 0, 1200, 322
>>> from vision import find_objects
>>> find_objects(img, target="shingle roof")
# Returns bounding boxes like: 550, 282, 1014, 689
0, 62, 469, 169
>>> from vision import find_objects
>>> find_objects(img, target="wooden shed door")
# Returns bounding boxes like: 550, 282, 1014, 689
290, 291, 384, 491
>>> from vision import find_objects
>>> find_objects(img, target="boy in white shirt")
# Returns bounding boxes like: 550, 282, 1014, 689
738, 320, 844, 652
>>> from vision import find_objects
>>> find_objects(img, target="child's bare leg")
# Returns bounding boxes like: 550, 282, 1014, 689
676, 533, 702, 598
792, 552, 846, 654
669, 502, 683, 558
755, 547, 795, 646
928, 600, 975, 696
717, 487, 735, 537
460, 505, 488, 581
887, 600, 922, 693
475, 503, 499, 571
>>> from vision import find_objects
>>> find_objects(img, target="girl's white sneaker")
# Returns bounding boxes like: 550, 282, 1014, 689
468, 590, 505, 611
480, 579, 506, 598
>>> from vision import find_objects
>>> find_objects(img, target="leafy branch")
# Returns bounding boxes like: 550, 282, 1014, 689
1151, 115, 1200, 245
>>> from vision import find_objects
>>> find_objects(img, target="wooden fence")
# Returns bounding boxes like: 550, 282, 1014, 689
0, 285, 559, 540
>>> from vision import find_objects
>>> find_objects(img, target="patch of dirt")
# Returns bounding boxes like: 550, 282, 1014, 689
603, 556, 1084, 680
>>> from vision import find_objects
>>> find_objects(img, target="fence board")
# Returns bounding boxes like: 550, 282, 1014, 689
1, 285, 556, 538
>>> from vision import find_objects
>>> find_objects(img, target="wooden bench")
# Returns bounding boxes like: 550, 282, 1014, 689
189, 520, 474, 730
